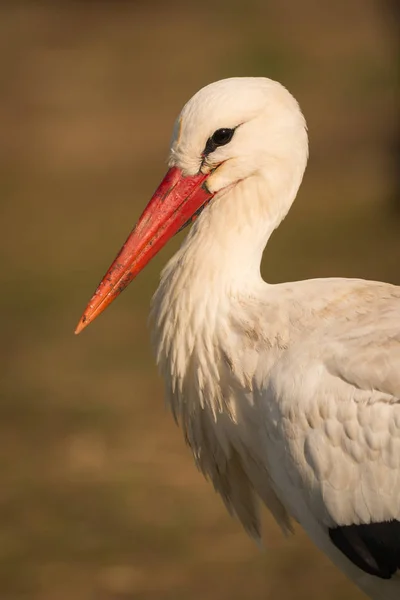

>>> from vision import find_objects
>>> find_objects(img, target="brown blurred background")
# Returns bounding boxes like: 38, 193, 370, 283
1, 1, 399, 599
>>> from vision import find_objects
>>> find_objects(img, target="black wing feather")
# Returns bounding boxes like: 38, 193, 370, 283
329, 520, 400, 579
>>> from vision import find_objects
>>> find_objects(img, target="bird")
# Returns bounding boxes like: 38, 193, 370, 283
75, 77, 400, 599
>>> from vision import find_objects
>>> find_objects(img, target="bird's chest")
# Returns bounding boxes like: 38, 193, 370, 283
153, 290, 311, 529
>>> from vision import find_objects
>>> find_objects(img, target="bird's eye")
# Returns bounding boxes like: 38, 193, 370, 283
203, 127, 235, 156
211, 128, 234, 146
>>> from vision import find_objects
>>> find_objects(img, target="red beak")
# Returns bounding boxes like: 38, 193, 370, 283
75, 166, 213, 334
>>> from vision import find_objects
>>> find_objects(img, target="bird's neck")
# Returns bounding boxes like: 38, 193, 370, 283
165, 163, 302, 286
150, 163, 305, 425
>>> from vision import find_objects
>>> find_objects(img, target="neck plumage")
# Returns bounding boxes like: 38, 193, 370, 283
149, 156, 306, 427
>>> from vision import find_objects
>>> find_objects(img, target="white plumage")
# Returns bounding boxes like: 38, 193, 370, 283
78, 77, 400, 599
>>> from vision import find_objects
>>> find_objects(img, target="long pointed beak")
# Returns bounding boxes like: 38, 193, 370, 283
75, 166, 213, 334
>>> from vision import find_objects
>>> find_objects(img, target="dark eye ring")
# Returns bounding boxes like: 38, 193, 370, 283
211, 128, 235, 147
203, 127, 235, 156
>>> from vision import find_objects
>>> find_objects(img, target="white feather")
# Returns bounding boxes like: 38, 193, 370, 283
148, 77, 400, 599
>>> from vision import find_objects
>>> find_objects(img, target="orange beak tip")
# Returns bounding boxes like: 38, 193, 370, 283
74, 318, 87, 335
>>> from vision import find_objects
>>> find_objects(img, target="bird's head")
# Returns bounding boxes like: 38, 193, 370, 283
170, 77, 307, 193
75, 77, 308, 334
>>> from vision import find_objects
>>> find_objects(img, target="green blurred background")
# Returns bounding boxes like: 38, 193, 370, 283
1, 1, 399, 599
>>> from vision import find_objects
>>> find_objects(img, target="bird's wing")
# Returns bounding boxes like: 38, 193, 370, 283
262, 290, 400, 579
323, 306, 400, 400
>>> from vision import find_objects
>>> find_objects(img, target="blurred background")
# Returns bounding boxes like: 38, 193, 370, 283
1, 1, 399, 599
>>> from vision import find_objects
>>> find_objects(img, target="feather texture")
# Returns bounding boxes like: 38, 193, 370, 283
148, 78, 400, 599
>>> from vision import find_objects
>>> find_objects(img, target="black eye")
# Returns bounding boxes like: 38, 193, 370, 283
211, 128, 234, 146
203, 127, 235, 156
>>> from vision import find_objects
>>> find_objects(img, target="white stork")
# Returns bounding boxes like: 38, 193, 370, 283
76, 77, 400, 599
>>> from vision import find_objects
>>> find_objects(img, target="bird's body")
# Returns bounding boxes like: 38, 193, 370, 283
77, 77, 400, 599
151, 179, 400, 600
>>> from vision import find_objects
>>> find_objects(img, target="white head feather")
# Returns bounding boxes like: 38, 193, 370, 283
170, 77, 308, 201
